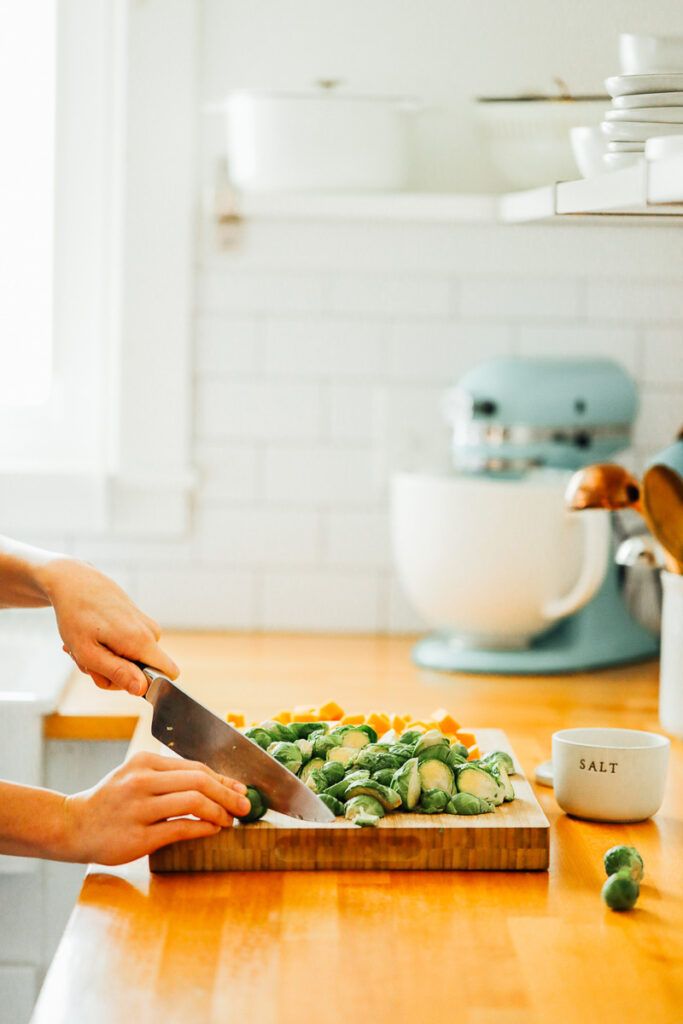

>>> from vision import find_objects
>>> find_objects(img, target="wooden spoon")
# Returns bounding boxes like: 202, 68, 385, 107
642, 464, 683, 574
565, 463, 642, 513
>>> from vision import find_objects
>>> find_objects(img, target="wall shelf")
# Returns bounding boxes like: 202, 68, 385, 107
236, 152, 683, 226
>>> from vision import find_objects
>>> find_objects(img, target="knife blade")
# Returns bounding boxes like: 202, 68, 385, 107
139, 666, 335, 823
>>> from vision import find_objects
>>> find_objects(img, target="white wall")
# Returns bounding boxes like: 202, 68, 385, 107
27, 0, 683, 634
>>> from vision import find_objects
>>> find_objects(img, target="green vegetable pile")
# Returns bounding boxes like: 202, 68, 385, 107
240, 721, 516, 827
601, 845, 644, 912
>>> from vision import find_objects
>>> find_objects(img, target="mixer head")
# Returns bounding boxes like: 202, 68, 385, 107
443, 357, 638, 474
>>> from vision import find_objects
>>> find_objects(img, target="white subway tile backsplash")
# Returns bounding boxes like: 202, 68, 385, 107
328, 274, 454, 317
196, 505, 319, 566
461, 276, 581, 319
265, 445, 379, 505
641, 328, 683, 385
196, 379, 321, 441
517, 324, 640, 374
194, 443, 261, 502
586, 281, 683, 322
264, 318, 385, 378
633, 389, 683, 452
195, 316, 263, 374
199, 269, 326, 314
387, 321, 512, 381
327, 384, 378, 442
263, 569, 380, 632
323, 510, 391, 569
135, 567, 259, 629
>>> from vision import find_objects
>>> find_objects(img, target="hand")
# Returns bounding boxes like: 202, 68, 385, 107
63, 752, 251, 864
37, 558, 178, 695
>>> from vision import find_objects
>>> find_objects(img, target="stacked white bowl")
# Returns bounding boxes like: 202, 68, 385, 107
602, 33, 683, 170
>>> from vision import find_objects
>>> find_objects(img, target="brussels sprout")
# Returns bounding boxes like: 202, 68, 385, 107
602, 872, 639, 911
447, 792, 494, 815
344, 779, 402, 812
344, 794, 385, 827
399, 727, 425, 745
327, 746, 358, 767
244, 727, 272, 750
390, 757, 421, 810
305, 768, 328, 795
319, 792, 345, 816
356, 723, 378, 744
388, 743, 415, 763
417, 745, 451, 765
604, 845, 644, 882
300, 757, 325, 783
448, 743, 469, 761
420, 789, 449, 814
417, 759, 455, 797
456, 764, 505, 805
378, 728, 398, 745
313, 732, 343, 759
414, 729, 449, 757
289, 721, 329, 740
325, 770, 371, 802
236, 786, 268, 823
321, 760, 345, 785
372, 768, 396, 787
269, 741, 303, 774
294, 738, 314, 764
487, 762, 515, 802
446, 748, 467, 770
333, 727, 371, 750
355, 748, 403, 773
261, 720, 296, 743
481, 750, 515, 776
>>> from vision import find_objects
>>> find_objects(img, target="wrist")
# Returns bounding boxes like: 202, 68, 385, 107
32, 556, 89, 605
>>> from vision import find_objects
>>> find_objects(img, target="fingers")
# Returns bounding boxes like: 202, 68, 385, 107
83, 646, 149, 696
150, 768, 250, 817
147, 818, 222, 852
151, 791, 234, 828
134, 752, 248, 795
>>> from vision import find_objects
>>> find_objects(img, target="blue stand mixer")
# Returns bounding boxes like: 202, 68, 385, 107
405, 357, 661, 675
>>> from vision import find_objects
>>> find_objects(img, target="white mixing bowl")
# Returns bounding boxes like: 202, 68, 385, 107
391, 471, 610, 649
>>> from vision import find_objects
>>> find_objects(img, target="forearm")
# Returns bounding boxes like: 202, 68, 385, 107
0, 535, 70, 609
0, 780, 78, 861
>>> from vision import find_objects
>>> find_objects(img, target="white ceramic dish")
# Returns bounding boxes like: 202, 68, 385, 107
607, 141, 645, 152
552, 727, 670, 822
391, 471, 610, 650
569, 125, 609, 177
607, 73, 683, 98
613, 91, 683, 109
605, 106, 683, 123
645, 133, 683, 159
603, 152, 644, 170
619, 33, 683, 75
601, 119, 683, 142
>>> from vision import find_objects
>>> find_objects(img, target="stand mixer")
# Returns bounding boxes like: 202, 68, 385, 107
392, 357, 660, 674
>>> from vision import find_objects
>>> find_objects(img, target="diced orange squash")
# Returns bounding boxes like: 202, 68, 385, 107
392, 714, 407, 734
341, 713, 365, 726
366, 711, 391, 736
226, 712, 245, 728
272, 710, 292, 725
403, 713, 412, 723
467, 743, 480, 761
292, 711, 320, 722
432, 710, 461, 735
318, 700, 344, 721
456, 730, 476, 749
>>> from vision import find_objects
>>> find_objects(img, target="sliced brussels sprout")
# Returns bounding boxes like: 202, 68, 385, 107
355, 748, 403, 773
356, 723, 378, 744
244, 727, 272, 750
399, 727, 425, 745
417, 759, 455, 797
319, 792, 345, 817
378, 728, 398, 745
344, 794, 385, 827
344, 779, 402, 812
480, 750, 515, 775
456, 764, 505, 806
236, 786, 269, 823
372, 768, 396, 787
324, 770, 370, 802
300, 757, 325, 783
327, 746, 358, 767
388, 743, 415, 763
321, 760, 345, 785
488, 762, 515, 802
305, 768, 328, 795
414, 730, 450, 757
269, 741, 303, 774
420, 789, 449, 814
390, 757, 421, 810
288, 721, 329, 740
294, 738, 314, 764
446, 792, 494, 816
417, 745, 451, 765
446, 747, 468, 770
335, 727, 371, 750
448, 742, 469, 761
261, 720, 296, 743
313, 732, 343, 759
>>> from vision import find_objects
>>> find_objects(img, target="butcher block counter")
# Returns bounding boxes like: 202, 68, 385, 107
34, 633, 683, 1024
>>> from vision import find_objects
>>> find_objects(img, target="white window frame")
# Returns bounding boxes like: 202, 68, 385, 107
0, 0, 197, 537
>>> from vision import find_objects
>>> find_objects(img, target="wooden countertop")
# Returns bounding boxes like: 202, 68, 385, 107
32, 633, 683, 1024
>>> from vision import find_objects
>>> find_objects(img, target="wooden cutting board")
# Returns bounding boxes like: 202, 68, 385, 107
149, 729, 549, 872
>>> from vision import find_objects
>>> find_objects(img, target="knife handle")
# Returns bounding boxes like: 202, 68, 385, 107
132, 662, 170, 695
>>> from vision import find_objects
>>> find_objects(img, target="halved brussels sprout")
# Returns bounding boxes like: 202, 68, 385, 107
261, 720, 296, 743
417, 759, 455, 797
447, 792, 493, 816
372, 768, 396, 787
399, 727, 425, 745
300, 757, 325, 783
321, 760, 345, 785
236, 786, 269, 823
305, 768, 328, 795
481, 750, 515, 776
326, 746, 358, 767
344, 794, 385, 827
319, 792, 344, 817
289, 721, 329, 740
269, 741, 303, 774
355, 748, 403, 773
456, 764, 505, 805
313, 732, 343, 759
448, 742, 469, 761
414, 730, 450, 757
390, 757, 421, 810
388, 743, 415, 763
294, 738, 314, 764
335, 727, 372, 750
244, 727, 272, 750
446, 747, 468, 769
344, 779, 402, 812
417, 745, 451, 765
420, 789, 449, 814
487, 762, 515, 802
356, 723, 378, 744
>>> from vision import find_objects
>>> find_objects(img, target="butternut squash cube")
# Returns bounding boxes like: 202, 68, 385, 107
432, 709, 461, 735
226, 712, 245, 728
291, 711, 320, 722
456, 730, 476, 749
467, 744, 481, 761
318, 700, 344, 721
366, 712, 391, 736
341, 713, 365, 726
272, 711, 292, 725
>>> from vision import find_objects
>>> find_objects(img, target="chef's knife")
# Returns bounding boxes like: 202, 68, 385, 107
139, 665, 335, 823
